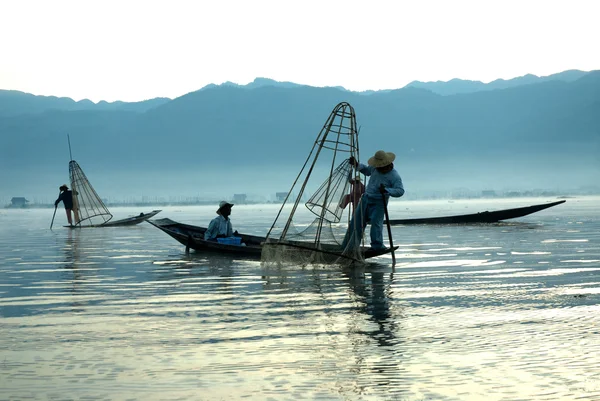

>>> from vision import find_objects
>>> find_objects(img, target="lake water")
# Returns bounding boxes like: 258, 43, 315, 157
1, 197, 599, 400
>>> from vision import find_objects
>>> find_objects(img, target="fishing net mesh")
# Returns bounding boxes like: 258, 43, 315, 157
261, 102, 367, 267
69, 160, 113, 227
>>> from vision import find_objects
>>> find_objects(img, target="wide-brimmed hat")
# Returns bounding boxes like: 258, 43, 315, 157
59, 184, 68, 191
367, 150, 395, 168
216, 200, 234, 214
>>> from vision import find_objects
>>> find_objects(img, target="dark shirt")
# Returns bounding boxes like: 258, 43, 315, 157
55, 190, 74, 209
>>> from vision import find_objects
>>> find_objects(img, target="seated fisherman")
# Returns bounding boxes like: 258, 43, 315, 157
204, 201, 237, 241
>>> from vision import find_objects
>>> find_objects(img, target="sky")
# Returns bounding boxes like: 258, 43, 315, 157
1, 0, 599, 103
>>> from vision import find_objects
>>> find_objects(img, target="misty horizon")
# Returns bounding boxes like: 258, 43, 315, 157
3, 155, 599, 206
1, 69, 599, 206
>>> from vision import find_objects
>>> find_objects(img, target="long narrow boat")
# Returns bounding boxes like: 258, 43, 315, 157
100, 210, 162, 227
148, 218, 398, 260
387, 200, 566, 225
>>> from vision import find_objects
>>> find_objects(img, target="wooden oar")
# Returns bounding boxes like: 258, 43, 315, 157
50, 189, 60, 230
50, 206, 58, 230
380, 185, 396, 266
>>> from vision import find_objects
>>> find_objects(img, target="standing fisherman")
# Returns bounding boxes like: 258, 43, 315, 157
341, 150, 405, 251
55, 184, 75, 226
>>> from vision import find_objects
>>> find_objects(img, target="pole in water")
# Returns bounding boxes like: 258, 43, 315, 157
50, 189, 60, 230
381, 185, 396, 266
186, 235, 191, 254
50, 206, 57, 230
67, 134, 73, 161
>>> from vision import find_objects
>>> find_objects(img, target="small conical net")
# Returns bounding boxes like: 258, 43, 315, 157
305, 159, 353, 223
261, 102, 367, 266
69, 160, 113, 227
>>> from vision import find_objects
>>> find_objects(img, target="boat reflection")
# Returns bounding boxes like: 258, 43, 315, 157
151, 252, 244, 277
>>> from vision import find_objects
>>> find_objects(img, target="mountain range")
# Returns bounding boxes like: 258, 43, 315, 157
1, 70, 599, 202
405, 70, 590, 96
0, 70, 592, 117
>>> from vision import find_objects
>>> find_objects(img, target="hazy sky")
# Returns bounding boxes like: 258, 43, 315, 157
2, 0, 599, 102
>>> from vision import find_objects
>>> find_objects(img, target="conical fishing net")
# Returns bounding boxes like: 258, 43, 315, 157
261, 102, 367, 266
69, 160, 113, 227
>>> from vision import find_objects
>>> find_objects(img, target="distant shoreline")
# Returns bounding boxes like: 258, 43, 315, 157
4, 194, 596, 209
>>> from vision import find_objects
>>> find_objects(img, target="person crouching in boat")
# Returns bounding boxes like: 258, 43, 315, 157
205, 201, 239, 241
341, 150, 405, 251
55, 184, 75, 226
339, 173, 365, 210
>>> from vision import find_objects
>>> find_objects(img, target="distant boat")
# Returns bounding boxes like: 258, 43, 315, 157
386, 200, 566, 225
66, 159, 161, 227
62, 136, 160, 227
98, 210, 162, 227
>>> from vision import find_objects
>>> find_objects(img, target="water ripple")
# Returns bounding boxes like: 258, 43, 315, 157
0, 200, 599, 400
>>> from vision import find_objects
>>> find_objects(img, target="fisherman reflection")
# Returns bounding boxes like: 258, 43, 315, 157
61, 228, 85, 312
62, 228, 80, 269
345, 269, 399, 347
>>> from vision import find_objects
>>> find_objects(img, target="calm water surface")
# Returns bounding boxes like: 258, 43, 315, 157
1, 197, 599, 400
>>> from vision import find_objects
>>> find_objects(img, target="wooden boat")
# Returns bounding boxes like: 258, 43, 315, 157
100, 210, 162, 227
63, 209, 162, 228
387, 200, 566, 225
148, 218, 398, 260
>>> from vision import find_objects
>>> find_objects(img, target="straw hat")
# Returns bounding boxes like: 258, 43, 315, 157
217, 201, 234, 214
368, 150, 395, 168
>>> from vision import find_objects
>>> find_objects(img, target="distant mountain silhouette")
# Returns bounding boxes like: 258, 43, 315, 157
1, 70, 591, 117
406, 69, 590, 95
1, 70, 599, 200
0, 90, 170, 117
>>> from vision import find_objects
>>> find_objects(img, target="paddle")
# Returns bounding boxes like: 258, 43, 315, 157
380, 184, 396, 266
50, 190, 60, 230
50, 205, 58, 230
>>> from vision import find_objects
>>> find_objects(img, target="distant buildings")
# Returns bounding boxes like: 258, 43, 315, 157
275, 192, 288, 202
10, 197, 29, 208
233, 194, 247, 204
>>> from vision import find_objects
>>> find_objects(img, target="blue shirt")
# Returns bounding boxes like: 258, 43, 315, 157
357, 163, 405, 199
204, 215, 234, 240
